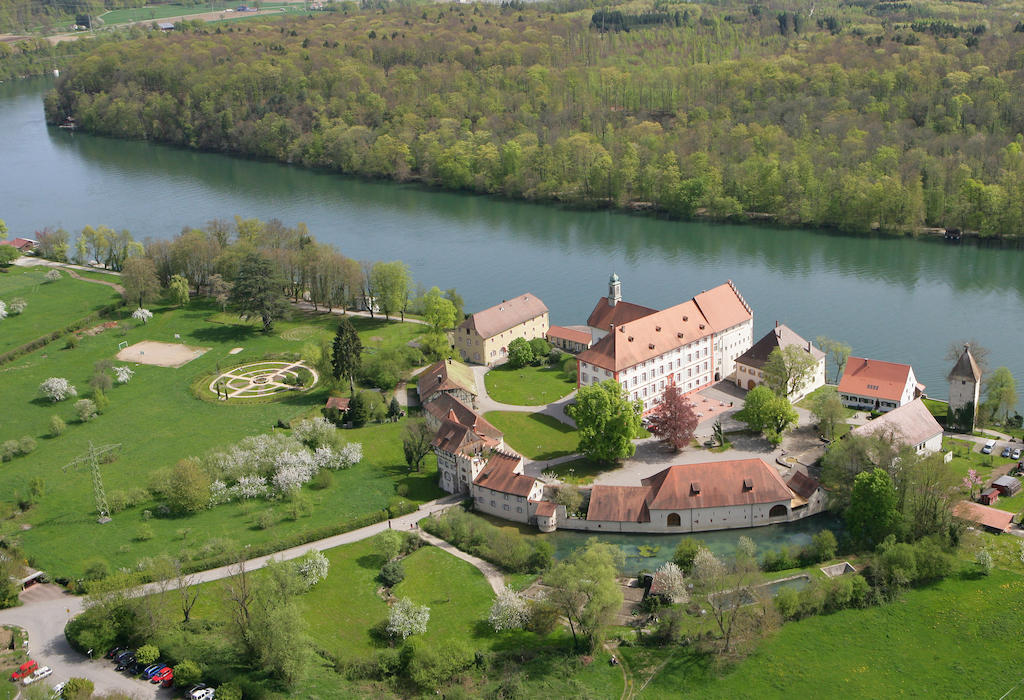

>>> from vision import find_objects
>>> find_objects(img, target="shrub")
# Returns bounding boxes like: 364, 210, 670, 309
562, 355, 577, 380
82, 558, 110, 581
255, 510, 276, 530
215, 683, 242, 700
136, 524, 154, 541
528, 337, 550, 360
774, 586, 800, 620
135, 644, 159, 665
39, 377, 77, 402
75, 399, 98, 422
61, 677, 94, 700
811, 530, 838, 562
9, 298, 27, 314
64, 334, 79, 349
173, 659, 202, 687
90, 371, 113, 393
92, 388, 109, 414
380, 560, 405, 587
526, 599, 560, 637
17, 435, 36, 455
975, 548, 993, 575
50, 414, 66, 436
310, 470, 333, 490
672, 537, 702, 574
45, 269, 62, 282
1, 440, 18, 463
403, 637, 473, 691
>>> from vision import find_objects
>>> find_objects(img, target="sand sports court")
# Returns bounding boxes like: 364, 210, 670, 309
115, 340, 210, 368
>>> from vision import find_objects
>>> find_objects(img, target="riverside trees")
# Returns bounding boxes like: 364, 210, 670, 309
44, 4, 1024, 239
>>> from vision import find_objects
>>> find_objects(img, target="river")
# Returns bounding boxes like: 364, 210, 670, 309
3, 76, 1023, 397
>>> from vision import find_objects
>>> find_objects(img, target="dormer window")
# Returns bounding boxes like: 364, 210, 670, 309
743, 478, 753, 491
690, 482, 701, 494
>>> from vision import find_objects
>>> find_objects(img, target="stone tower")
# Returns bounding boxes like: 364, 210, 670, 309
947, 344, 982, 431
608, 272, 621, 307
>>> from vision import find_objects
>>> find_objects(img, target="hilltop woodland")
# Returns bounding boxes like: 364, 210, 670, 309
36, 0, 1024, 237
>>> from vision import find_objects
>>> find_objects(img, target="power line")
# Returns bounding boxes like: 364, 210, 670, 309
62, 441, 120, 524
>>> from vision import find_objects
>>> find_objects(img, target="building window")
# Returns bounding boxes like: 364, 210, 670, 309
517, 507, 523, 513
667, 513, 681, 527
503, 504, 510, 511
490, 500, 496, 507
582, 373, 588, 383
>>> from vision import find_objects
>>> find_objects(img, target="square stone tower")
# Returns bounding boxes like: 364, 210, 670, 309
947, 344, 982, 430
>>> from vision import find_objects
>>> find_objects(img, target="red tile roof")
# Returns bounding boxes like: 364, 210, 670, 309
642, 459, 793, 510
735, 323, 824, 370
692, 281, 752, 333
786, 470, 820, 500
586, 299, 657, 333
953, 501, 1014, 532
459, 293, 548, 340
578, 282, 751, 373
587, 485, 652, 522
473, 451, 534, 497
851, 398, 942, 448
547, 325, 592, 346
416, 358, 477, 402
532, 501, 557, 517
423, 394, 502, 442
838, 356, 915, 403
324, 396, 350, 411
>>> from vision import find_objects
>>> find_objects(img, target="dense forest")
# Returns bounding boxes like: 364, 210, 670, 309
43, 0, 1024, 237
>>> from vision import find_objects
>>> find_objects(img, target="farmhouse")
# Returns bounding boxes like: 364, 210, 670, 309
0, 237, 37, 253
577, 277, 752, 412
416, 358, 478, 408
455, 293, 549, 366
470, 451, 546, 525
953, 501, 1014, 534
733, 322, 825, 400
837, 356, 923, 412
578, 458, 822, 533
850, 398, 943, 454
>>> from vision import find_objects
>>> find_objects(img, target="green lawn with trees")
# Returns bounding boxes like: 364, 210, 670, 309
484, 363, 576, 406
0, 266, 121, 354
483, 412, 579, 461
0, 297, 440, 578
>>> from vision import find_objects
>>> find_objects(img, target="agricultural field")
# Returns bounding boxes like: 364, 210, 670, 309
0, 296, 440, 578
484, 363, 576, 406
0, 266, 121, 354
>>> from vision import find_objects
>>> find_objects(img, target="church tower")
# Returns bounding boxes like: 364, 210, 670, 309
608, 273, 621, 307
947, 344, 982, 431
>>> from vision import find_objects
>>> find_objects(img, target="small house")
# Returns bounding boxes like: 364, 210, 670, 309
546, 325, 592, 354
979, 488, 999, 506
953, 500, 1014, 534
838, 357, 924, 412
992, 475, 1022, 497
157, 21, 175, 30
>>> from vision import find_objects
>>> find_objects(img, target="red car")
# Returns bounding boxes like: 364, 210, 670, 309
10, 660, 38, 682
151, 667, 173, 686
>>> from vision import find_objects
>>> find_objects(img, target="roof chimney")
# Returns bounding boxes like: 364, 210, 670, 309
775, 320, 779, 327
807, 340, 812, 352
436, 374, 443, 384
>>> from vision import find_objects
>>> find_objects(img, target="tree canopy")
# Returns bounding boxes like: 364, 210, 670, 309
229, 253, 289, 332
646, 384, 699, 451
736, 385, 797, 445
566, 380, 643, 464
543, 540, 624, 650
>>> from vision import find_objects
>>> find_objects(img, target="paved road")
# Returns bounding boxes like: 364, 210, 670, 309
0, 494, 463, 697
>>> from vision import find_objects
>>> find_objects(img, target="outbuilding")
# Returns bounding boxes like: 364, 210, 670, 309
979, 488, 999, 506
992, 475, 1022, 497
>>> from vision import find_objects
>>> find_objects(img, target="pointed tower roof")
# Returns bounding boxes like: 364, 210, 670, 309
947, 345, 982, 383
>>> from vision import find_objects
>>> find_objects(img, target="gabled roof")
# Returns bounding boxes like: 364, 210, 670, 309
735, 323, 824, 370
838, 356, 916, 403
423, 394, 502, 442
947, 345, 982, 383
786, 470, 820, 500
691, 281, 753, 333
416, 358, 478, 402
532, 500, 557, 517
578, 299, 713, 372
586, 298, 657, 333
642, 459, 793, 510
547, 325, 592, 346
458, 293, 548, 340
324, 396, 350, 411
993, 475, 1021, 490
587, 485, 652, 522
953, 501, 1013, 532
851, 398, 942, 447
473, 452, 534, 497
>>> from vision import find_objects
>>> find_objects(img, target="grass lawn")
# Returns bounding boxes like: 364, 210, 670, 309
484, 363, 575, 406
484, 411, 579, 460
922, 397, 949, 421
0, 266, 121, 353
98, 2, 291, 24
624, 566, 1024, 698
0, 299, 439, 577
544, 456, 613, 485
797, 386, 856, 419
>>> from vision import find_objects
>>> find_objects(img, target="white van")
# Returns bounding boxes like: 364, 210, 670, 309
981, 440, 995, 454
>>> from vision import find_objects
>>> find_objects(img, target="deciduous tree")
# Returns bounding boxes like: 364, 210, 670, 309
846, 468, 900, 548
983, 367, 1017, 421
402, 419, 434, 472
543, 541, 623, 650
567, 380, 643, 465
646, 384, 699, 451
506, 337, 533, 368
810, 386, 847, 440
737, 385, 797, 445
816, 336, 852, 384
762, 345, 818, 398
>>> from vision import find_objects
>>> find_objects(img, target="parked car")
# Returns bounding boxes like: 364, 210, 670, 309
187, 684, 215, 700
143, 663, 164, 678
22, 666, 52, 685
10, 659, 38, 681
150, 666, 172, 684
981, 440, 995, 454
1001, 446, 1012, 458
1012, 448, 1022, 460
52, 680, 67, 698
113, 650, 134, 664
105, 646, 125, 659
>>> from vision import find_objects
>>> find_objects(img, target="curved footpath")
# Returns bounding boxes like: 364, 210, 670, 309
0, 495, 464, 697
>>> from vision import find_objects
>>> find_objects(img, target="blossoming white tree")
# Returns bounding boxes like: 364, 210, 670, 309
39, 377, 78, 402
488, 586, 531, 631
651, 561, 689, 604
229, 475, 268, 500
337, 442, 363, 468
291, 417, 335, 449
387, 597, 430, 640
295, 550, 330, 589
132, 307, 153, 324
0, 301, 6, 321
9, 298, 26, 314
113, 366, 135, 384
45, 269, 62, 282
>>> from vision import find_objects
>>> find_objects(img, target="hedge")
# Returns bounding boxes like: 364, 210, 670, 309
0, 300, 125, 366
